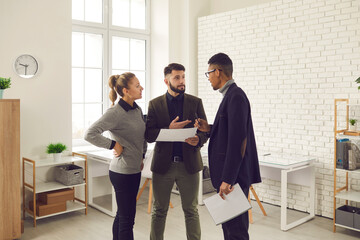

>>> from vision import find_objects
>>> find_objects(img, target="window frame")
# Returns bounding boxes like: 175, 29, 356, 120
109, 0, 151, 34
72, 0, 150, 147
109, 30, 150, 110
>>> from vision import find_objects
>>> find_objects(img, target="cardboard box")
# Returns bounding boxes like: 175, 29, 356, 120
344, 130, 360, 136
29, 201, 66, 217
38, 188, 74, 205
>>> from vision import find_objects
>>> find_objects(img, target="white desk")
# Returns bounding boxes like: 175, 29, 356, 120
85, 144, 157, 217
259, 153, 315, 231
85, 145, 205, 217
86, 150, 116, 217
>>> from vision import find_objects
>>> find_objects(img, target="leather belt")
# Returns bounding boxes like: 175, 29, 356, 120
173, 156, 183, 162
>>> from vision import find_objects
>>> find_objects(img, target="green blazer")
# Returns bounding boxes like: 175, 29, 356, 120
145, 93, 208, 174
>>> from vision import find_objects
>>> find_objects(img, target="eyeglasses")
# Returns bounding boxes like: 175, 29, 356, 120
205, 69, 222, 78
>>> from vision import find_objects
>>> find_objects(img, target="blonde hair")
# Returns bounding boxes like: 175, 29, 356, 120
108, 72, 135, 106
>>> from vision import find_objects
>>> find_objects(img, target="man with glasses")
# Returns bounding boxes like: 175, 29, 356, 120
145, 63, 208, 240
196, 53, 261, 240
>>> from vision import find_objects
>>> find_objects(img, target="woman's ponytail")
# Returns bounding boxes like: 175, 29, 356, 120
108, 75, 118, 106
107, 72, 135, 106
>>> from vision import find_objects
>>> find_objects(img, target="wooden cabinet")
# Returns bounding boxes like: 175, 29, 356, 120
0, 99, 21, 239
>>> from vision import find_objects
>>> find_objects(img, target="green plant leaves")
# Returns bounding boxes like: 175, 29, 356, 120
349, 119, 357, 125
355, 77, 360, 90
46, 143, 67, 153
0, 77, 11, 89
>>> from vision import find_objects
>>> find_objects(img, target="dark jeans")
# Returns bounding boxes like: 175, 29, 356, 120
222, 187, 249, 240
109, 170, 141, 240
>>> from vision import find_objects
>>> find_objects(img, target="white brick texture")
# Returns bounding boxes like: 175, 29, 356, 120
198, 0, 360, 218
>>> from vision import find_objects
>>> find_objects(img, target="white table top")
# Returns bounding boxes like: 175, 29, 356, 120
84, 144, 155, 179
258, 153, 315, 169
85, 143, 155, 163
86, 150, 114, 163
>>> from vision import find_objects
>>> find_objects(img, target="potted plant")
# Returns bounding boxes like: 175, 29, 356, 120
355, 77, 360, 89
349, 119, 357, 131
0, 77, 11, 99
46, 143, 67, 161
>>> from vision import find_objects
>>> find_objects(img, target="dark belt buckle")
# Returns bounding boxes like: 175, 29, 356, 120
173, 156, 182, 162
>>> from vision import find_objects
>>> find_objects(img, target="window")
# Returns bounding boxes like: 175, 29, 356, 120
112, 0, 146, 29
111, 35, 148, 111
72, 0, 149, 145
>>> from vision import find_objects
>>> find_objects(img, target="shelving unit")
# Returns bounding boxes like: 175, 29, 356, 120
23, 152, 88, 227
333, 99, 360, 233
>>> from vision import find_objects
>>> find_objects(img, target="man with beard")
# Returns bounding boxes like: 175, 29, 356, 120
145, 63, 208, 240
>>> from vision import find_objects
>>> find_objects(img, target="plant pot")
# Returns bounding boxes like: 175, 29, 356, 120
53, 153, 62, 162
350, 124, 356, 131
0, 89, 4, 99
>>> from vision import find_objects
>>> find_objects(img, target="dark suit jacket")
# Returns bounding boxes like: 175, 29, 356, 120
145, 93, 208, 174
208, 83, 261, 190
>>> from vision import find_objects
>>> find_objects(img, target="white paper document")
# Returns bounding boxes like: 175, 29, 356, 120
203, 183, 251, 225
155, 127, 197, 142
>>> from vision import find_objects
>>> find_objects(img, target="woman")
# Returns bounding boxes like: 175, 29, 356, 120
85, 72, 147, 240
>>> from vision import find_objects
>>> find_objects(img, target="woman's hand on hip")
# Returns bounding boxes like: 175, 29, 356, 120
113, 142, 123, 157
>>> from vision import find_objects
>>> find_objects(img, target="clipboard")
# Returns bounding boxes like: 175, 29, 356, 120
203, 183, 251, 225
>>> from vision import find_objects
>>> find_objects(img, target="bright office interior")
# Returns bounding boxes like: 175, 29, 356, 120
1, 0, 360, 239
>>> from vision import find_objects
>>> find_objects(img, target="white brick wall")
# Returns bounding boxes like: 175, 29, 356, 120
198, 0, 360, 218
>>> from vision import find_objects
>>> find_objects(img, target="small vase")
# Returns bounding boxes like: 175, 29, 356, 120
53, 153, 62, 161
0, 89, 4, 99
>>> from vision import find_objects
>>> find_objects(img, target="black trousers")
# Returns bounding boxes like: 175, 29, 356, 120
109, 170, 141, 240
221, 187, 250, 240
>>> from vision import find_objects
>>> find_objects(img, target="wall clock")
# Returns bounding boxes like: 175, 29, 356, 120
14, 54, 39, 78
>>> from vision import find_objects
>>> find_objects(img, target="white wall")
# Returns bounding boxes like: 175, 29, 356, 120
0, 0, 72, 158
154, 0, 209, 98
210, 0, 275, 14
150, 0, 170, 98
198, 0, 360, 218
186, 0, 210, 96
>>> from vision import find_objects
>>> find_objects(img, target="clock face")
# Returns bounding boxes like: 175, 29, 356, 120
14, 54, 39, 78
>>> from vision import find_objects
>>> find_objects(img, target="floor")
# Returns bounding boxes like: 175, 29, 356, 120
21, 190, 360, 240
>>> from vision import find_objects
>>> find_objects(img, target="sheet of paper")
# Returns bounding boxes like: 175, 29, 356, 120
203, 183, 251, 225
155, 127, 197, 142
